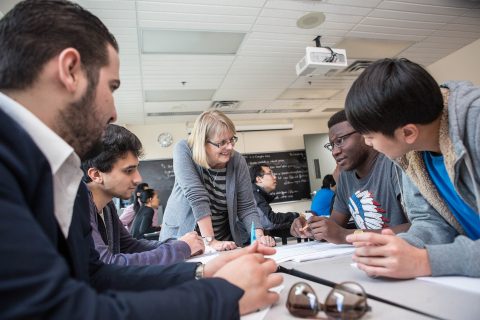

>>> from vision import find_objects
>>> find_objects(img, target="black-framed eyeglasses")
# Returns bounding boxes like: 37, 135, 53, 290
287, 281, 371, 319
324, 131, 357, 152
207, 136, 238, 148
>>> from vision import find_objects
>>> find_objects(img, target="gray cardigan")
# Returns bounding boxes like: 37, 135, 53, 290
159, 139, 261, 246
396, 81, 480, 277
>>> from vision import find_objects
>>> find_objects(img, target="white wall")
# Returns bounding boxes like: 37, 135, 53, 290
126, 117, 331, 213
427, 38, 480, 86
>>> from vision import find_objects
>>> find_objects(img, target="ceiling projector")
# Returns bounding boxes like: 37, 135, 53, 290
296, 47, 348, 76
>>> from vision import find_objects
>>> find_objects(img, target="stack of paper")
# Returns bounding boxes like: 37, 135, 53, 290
271, 241, 354, 263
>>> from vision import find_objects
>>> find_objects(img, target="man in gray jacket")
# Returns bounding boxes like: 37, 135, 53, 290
345, 58, 480, 278
83, 124, 205, 265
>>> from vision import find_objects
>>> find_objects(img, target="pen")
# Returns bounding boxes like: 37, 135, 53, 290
250, 221, 256, 244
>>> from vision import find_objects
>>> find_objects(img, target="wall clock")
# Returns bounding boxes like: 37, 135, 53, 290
157, 132, 173, 148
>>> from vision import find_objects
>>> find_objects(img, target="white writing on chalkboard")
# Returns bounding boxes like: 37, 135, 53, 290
244, 150, 310, 203
139, 150, 311, 206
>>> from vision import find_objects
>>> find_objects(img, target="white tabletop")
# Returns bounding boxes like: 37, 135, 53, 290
281, 255, 480, 320
262, 273, 432, 320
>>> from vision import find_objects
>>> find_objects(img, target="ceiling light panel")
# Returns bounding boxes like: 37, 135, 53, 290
278, 89, 341, 100
145, 101, 211, 113
265, 1, 374, 15
270, 99, 327, 109
136, 1, 261, 31
368, 9, 457, 23
376, 2, 468, 16
335, 38, 414, 59
214, 88, 285, 101
263, 108, 311, 113
145, 89, 215, 102
142, 30, 246, 54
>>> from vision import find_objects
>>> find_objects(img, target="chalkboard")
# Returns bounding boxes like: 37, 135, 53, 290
138, 159, 175, 209
138, 150, 311, 206
243, 150, 311, 203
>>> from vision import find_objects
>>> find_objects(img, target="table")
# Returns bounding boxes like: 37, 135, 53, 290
281, 255, 480, 320
262, 273, 431, 319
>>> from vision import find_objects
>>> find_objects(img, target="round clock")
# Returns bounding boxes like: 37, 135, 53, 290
157, 132, 173, 148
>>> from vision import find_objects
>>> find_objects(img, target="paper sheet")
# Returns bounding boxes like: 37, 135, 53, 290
188, 245, 218, 264
189, 241, 354, 264
241, 285, 284, 320
271, 241, 354, 263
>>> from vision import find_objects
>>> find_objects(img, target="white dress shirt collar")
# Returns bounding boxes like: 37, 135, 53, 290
0, 92, 83, 237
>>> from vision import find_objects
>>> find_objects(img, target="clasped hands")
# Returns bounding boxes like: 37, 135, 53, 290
290, 215, 349, 244
208, 235, 276, 252
204, 241, 283, 315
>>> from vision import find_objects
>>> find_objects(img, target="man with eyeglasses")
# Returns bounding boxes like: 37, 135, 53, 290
250, 163, 302, 244
291, 110, 410, 244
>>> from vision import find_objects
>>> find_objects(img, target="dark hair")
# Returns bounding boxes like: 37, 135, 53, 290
0, 0, 118, 90
132, 183, 149, 212
345, 58, 443, 136
327, 110, 348, 129
138, 188, 155, 206
249, 163, 269, 183
82, 124, 144, 182
321, 174, 336, 189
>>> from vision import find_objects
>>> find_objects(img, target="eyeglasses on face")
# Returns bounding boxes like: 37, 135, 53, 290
287, 281, 371, 319
262, 171, 276, 177
207, 136, 238, 148
324, 131, 357, 152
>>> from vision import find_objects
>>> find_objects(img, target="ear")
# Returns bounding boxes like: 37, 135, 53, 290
255, 176, 263, 184
57, 48, 83, 93
87, 167, 103, 184
400, 124, 419, 145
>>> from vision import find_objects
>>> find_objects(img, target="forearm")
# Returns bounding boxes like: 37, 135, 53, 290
104, 241, 191, 266
197, 215, 214, 237
266, 207, 299, 224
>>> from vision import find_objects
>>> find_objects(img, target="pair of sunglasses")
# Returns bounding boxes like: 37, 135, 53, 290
287, 281, 371, 319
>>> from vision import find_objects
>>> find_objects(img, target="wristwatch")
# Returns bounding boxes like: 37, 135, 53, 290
194, 262, 205, 280
203, 236, 214, 245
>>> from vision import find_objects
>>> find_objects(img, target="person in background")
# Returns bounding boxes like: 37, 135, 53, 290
345, 58, 480, 278
160, 110, 276, 250
119, 182, 159, 231
131, 189, 161, 240
0, 1, 282, 318
310, 174, 336, 216
291, 110, 410, 244
250, 163, 301, 242
83, 124, 204, 265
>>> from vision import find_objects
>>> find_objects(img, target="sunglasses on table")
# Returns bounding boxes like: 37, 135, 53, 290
287, 281, 371, 319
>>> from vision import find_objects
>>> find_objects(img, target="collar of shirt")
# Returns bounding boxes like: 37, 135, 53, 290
0, 92, 83, 238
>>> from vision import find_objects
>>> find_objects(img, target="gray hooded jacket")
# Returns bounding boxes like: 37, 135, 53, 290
396, 81, 480, 277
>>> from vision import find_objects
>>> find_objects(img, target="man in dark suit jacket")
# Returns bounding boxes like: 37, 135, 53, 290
0, 1, 281, 319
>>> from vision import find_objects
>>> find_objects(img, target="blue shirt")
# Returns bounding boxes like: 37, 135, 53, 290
423, 151, 480, 239
310, 188, 335, 216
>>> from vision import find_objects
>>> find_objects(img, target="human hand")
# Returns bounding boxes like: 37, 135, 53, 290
346, 229, 432, 279
213, 254, 283, 315
209, 239, 237, 252
204, 241, 276, 277
308, 216, 349, 244
179, 231, 205, 256
258, 235, 276, 247
290, 216, 313, 238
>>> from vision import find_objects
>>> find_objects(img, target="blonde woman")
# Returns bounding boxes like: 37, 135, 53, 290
160, 110, 275, 250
